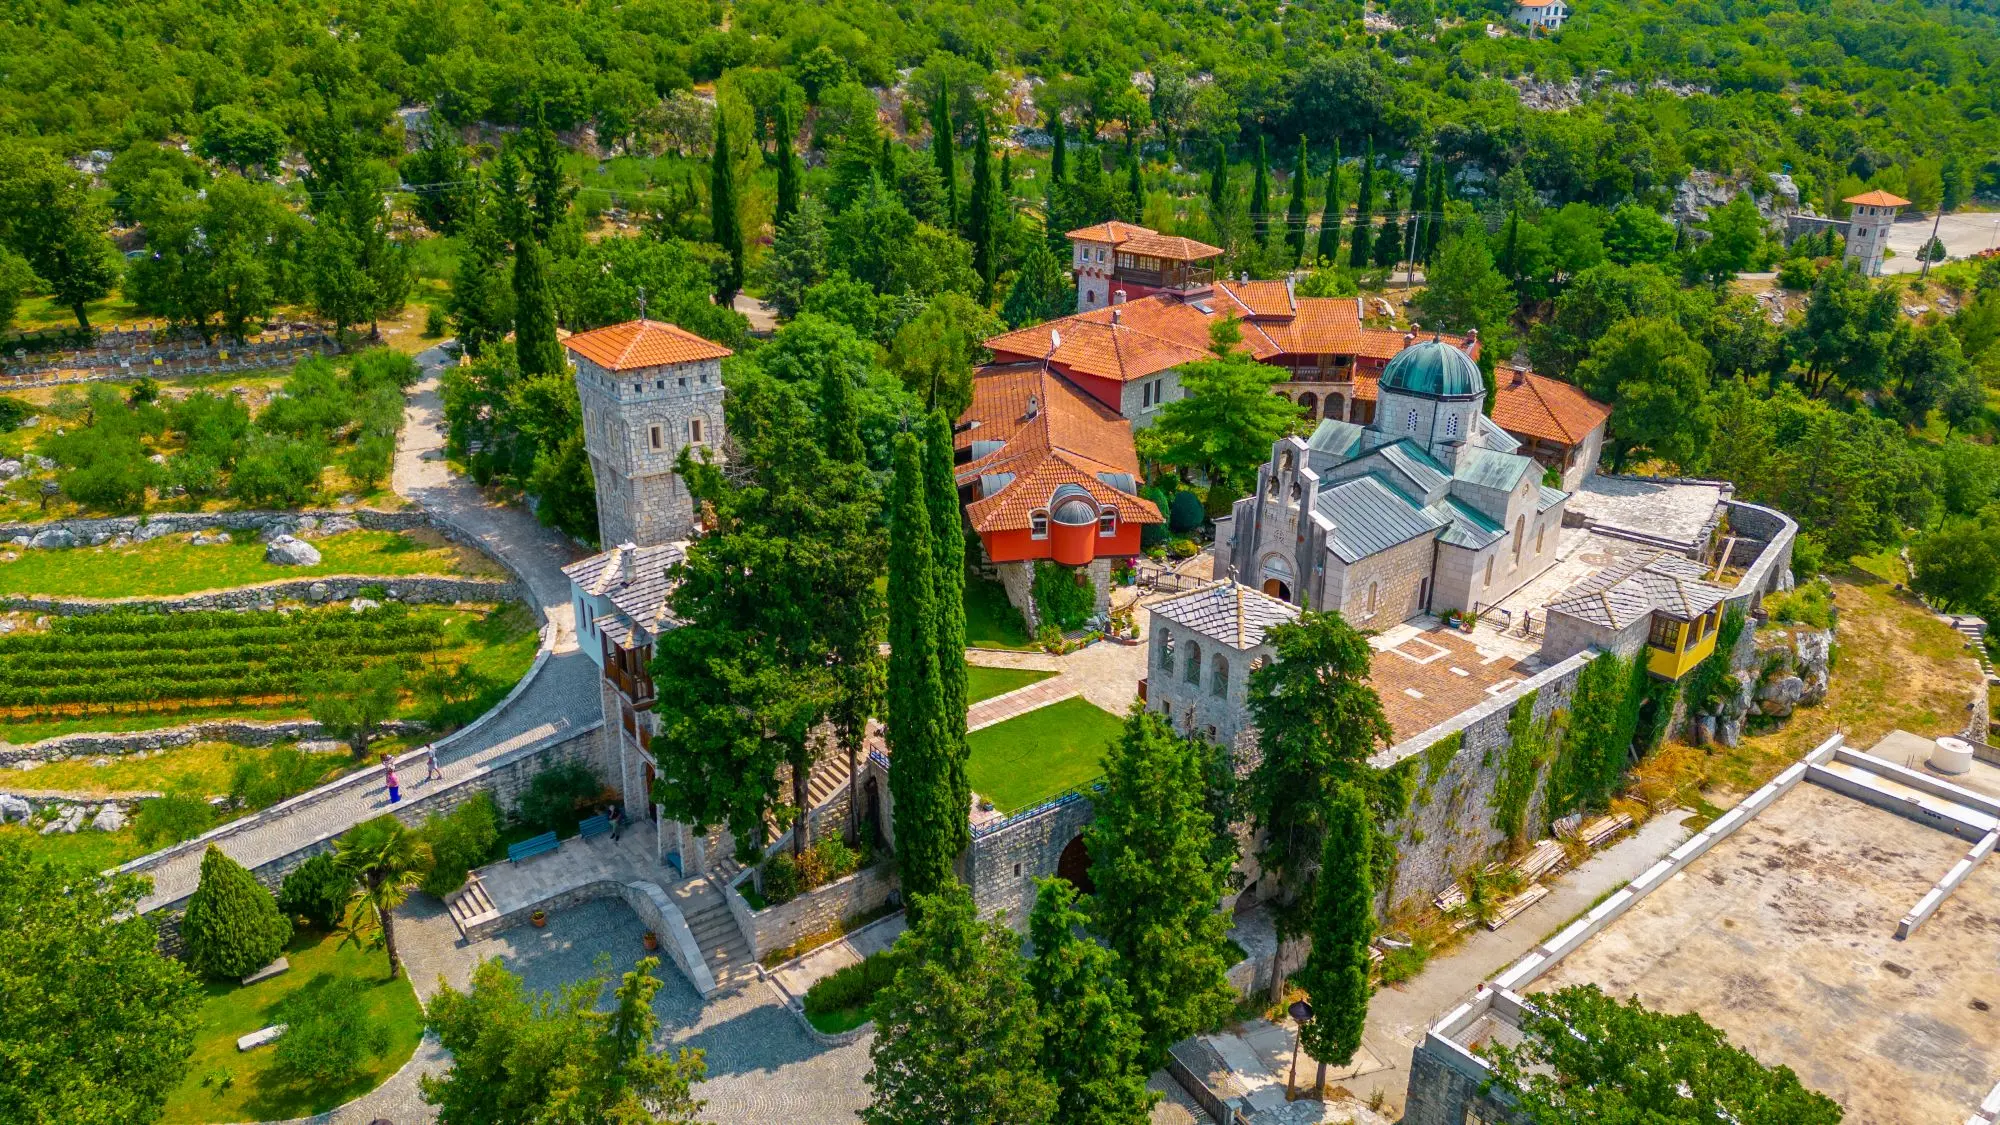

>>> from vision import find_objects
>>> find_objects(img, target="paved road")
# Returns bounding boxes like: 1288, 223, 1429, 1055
127, 347, 600, 913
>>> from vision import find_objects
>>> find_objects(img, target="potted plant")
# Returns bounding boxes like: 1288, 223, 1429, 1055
531, 909, 547, 928
642, 930, 659, 951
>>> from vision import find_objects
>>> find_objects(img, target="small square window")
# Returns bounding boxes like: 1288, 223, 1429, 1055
655, 379, 665, 390
1098, 511, 1117, 536
679, 377, 687, 387
1013, 863, 1022, 877
633, 383, 642, 393
689, 418, 705, 444
1030, 511, 1049, 538
649, 425, 663, 451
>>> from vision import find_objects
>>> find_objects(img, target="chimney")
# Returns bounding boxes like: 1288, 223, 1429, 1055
1112, 289, 1127, 305
1025, 394, 1040, 420
619, 542, 637, 585
1511, 366, 1528, 387
1111, 307, 1121, 325
1403, 331, 1416, 347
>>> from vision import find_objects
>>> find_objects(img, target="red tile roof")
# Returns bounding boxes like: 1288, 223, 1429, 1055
955, 364, 1163, 534
562, 319, 732, 370
1066, 222, 1223, 262
1843, 190, 1910, 208
1065, 221, 1157, 245
1490, 368, 1613, 446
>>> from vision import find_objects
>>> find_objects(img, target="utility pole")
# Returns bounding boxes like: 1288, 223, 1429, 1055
1919, 207, 1944, 279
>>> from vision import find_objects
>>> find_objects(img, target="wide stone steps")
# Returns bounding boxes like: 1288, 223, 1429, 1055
685, 899, 756, 985
757, 753, 859, 846
446, 874, 498, 937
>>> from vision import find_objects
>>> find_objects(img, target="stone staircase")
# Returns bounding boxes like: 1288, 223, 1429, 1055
676, 879, 758, 986
445, 873, 499, 938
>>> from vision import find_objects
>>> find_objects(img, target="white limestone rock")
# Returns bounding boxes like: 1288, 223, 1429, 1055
90, 804, 126, 832
0, 794, 30, 823
265, 535, 322, 567
27, 527, 73, 550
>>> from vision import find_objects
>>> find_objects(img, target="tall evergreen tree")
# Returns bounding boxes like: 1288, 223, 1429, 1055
924, 412, 971, 864
1498, 207, 1524, 284
887, 430, 956, 913
1374, 179, 1402, 268
878, 135, 898, 193
1123, 138, 1143, 222
182, 845, 292, 979
1207, 139, 1228, 218
865, 885, 1055, 1125
1001, 150, 1014, 195
1050, 116, 1069, 185
1316, 140, 1343, 265
819, 347, 865, 464
1407, 153, 1432, 268
774, 101, 801, 228
1250, 135, 1271, 247
711, 114, 744, 304
932, 79, 958, 227
448, 183, 513, 358
512, 236, 564, 377
1245, 612, 1393, 936
1348, 137, 1374, 269
523, 111, 576, 241
1294, 784, 1375, 1094
968, 112, 1000, 301
1003, 243, 1076, 327
1088, 710, 1238, 1065
1425, 161, 1448, 261
1286, 135, 1310, 263
1027, 878, 1158, 1124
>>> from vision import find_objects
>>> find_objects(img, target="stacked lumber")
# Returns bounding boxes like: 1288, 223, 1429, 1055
1484, 884, 1551, 931
1512, 839, 1569, 882
1580, 813, 1634, 848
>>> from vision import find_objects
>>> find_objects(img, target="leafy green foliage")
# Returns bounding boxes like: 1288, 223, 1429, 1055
230, 744, 338, 810
804, 945, 905, 1021
1031, 561, 1095, 633
1167, 489, 1206, 534
1137, 342, 1301, 503
1491, 691, 1550, 844
1911, 520, 2000, 613
271, 973, 392, 1087
0, 838, 202, 1123
278, 852, 355, 931
883, 429, 957, 909
1486, 985, 1842, 1124
134, 784, 215, 847
515, 762, 605, 836
182, 845, 293, 979
1295, 784, 1373, 1071
1026, 877, 1158, 1124
307, 661, 404, 761
335, 815, 432, 980
418, 793, 502, 898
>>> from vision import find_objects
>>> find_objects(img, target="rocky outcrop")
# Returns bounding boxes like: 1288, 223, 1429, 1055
264, 535, 322, 566
1690, 622, 1833, 746
0, 508, 426, 548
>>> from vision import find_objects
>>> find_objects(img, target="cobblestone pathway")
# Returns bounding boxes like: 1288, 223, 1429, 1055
127, 346, 600, 913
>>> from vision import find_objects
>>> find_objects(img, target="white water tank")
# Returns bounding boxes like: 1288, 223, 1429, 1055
1931, 737, 1974, 775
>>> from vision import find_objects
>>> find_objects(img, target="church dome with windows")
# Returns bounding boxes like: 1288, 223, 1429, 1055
1380, 338, 1483, 399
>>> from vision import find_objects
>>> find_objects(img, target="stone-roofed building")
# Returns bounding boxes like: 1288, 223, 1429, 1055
1540, 550, 1733, 681
1217, 339, 1567, 623
1144, 581, 1299, 753
955, 362, 1162, 628
565, 318, 731, 548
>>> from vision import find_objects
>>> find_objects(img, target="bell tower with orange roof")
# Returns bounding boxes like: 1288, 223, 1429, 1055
563, 318, 732, 548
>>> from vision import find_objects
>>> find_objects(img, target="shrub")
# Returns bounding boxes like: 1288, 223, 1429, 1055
424, 305, 448, 337
230, 432, 327, 505
763, 852, 800, 904
277, 852, 353, 930
1168, 488, 1206, 533
0, 394, 29, 429
344, 432, 396, 491
1767, 580, 1833, 630
515, 761, 605, 834
271, 974, 390, 1087
1789, 532, 1825, 582
419, 793, 501, 897
133, 785, 214, 847
182, 845, 293, 979
1031, 560, 1095, 632
803, 947, 904, 1019
1139, 486, 1172, 549
230, 744, 336, 810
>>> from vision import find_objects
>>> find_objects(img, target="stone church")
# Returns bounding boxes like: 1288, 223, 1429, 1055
1215, 338, 1567, 624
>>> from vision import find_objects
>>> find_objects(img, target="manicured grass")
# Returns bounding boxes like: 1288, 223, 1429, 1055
0, 822, 151, 869
966, 665, 1055, 703
965, 697, 1124, 814
0, 528, 503, 598
162, 927, 425, 1124
806, 1004, 874, 1034
964, 571, 1034, 650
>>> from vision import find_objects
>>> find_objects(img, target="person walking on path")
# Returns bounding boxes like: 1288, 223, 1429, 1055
607, 803, 623, 841
385, 760, 401, 805
423, 743, 442, 783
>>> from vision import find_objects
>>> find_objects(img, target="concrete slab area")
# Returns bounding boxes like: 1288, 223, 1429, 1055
1567, 476, 1726, 549
1529, 782, 2000, 1124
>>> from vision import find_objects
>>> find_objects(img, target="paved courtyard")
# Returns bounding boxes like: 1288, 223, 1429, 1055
1880, 211, 2000, 275
1565, 475, 1725, 550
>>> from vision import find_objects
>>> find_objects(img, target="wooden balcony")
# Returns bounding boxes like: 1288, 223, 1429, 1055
608, 663, 655, 708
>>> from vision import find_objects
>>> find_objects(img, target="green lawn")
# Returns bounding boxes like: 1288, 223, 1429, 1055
806, 1004, 874, 1035
964, 572, 1034, 650
0, 528, 503, 598
162, 927, 425, 1124
965, 697, 1124, 814
966, 665, 1055, 703
0, 822, 151, 869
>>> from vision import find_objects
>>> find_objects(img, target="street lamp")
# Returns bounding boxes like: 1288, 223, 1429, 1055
1286, 999, 1315, 1101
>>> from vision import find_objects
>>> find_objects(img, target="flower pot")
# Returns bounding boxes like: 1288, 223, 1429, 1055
642, 930, 659, 951
531, 910, 547, 928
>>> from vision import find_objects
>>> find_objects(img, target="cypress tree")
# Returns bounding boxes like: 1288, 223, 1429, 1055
1499, 207, 1523, 282
774, 101, 801, 228
1425, 161, 1448, 261
1348, 137, 1374, 268
1050, 116, 1069, 184
1285, 135, 1309, 264
932, 79, 958, 227
711, 114, 744, 304
820, 349, 864, 464
1001, 149, 1013, 195
1124, 137, 1143, 222
448, 184, 513, 358
1315, 139, 1343, 265
923, 412, 971, 862
1295, 784, 1375, 1095
1374, 179, 1402, 268
878, 135, 897, 192
887, 431, 955, 915
1250, 135, 1270, 247
968, 112, 1000, 300
1027, 878, 1159, 1123
512, 235, 563, 376
1207, 139, 1228, 218
182, 845, 292, 979
1407, 152, 1432, 268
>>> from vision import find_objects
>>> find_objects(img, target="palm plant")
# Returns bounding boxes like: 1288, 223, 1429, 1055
334, 814, 432, 979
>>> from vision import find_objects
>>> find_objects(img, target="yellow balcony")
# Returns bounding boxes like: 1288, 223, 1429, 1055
1645, 616, 1719, 681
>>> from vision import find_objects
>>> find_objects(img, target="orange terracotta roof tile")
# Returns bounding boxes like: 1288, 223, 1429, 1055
1213, 279, 1297, 319
1843, 190, 1910, 208
1065, 221, 1157, 244
955, 365, 1162, 534
1118, 232, 1226, 261
1489, 368, 1612, 446
984, 297, 1217, 382
562, 319, 732, 371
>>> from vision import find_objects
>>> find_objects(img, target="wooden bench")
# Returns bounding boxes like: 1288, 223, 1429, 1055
578, 814, 611, 840
507, 831, 559, 864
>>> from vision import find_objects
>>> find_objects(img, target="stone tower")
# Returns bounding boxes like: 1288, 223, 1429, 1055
1841, 189, 1908, 278
562, 319, 732, 548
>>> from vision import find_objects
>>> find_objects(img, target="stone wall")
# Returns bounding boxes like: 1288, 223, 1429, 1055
0, 507, 426, 545
1, 717, 429, 766
1327, 532, 1435, 624
1719, 498, 1797, 606
1146, 617, 1271, 750
1404, 1034, 1529, 1125
733, 862, 897, 961
0, 575, 513, 616
964, 791, 1096, 925
463, 875, 718, 997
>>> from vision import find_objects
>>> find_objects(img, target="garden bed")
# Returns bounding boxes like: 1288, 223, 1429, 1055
965, 697, 1123, 814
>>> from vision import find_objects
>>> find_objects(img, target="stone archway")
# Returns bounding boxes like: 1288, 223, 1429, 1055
1259, 554, 1295, 602
1057, 835, 1095, 893
1297, 391, 1318, 422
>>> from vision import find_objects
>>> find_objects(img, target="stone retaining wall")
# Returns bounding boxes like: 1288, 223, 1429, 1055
0, 507, 426, 545
464, 876, 718, 997
734, 863, 897, 961
1, 717, 429, 766
1, 575, 513, 616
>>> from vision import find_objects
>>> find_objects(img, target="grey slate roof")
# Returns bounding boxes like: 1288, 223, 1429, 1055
1315, 474, 1447, 563
1430, 496, 1504, 550
1537, 483, 1567, 512
1475, 413, 1522, 453
1373, 439, 1451, 497
1150, 580, 1301, 650
1452, 445, 1532, 493
1546, 550, 1729, 628
1307, 419, 1367, 458
562, 542, 688, 646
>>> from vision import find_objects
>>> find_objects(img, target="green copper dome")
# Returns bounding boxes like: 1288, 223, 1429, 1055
1380, 339, 1483, 399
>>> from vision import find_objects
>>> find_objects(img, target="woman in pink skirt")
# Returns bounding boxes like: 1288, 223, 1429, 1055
385, 760, 401, 804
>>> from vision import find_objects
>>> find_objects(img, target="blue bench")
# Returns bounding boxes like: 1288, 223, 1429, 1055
578, 814, 612, 840
507, 831, 559, 864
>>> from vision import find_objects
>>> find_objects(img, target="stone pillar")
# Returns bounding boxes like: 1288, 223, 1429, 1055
997, 559, 1040, 630
1086, 557, 1114, 618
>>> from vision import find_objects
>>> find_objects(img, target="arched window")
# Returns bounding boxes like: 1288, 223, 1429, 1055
1288, 481, 1302, 506
1485, 554, 1495, 587
1186, 642, 1203, 686
1407, 407, 1420, 432
1280, 450, 1295, 473
1536, 522, 1546, 555
1513, 516, 1525, 565
1030, 510, 1049, 538
1211, 653, 1228, 697
1158, 630, 1176, 675
1298, 392, 1318, 421
1265, 471, 1279, 500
